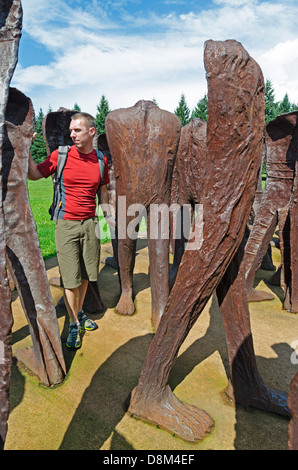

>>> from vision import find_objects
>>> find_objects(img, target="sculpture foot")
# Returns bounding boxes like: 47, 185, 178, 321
14, 347, 50, 386
116, 292, 135, 316
129, 385, 214, 442
246, 287, 275, 302
226, 379, 290, 418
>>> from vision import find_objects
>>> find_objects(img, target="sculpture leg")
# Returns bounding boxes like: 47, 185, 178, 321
216, 241, 289, 416
129, 249, 215, 442
244, 182, 293, 301
244, 195, 278, 301
287, 372, 298, 450
147, 215, 170, 329
0, 259, 13, 450
129, 206, 236, 442
116, 219, 137, 316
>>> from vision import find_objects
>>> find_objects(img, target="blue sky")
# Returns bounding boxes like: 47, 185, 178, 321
11, 0, 298, 116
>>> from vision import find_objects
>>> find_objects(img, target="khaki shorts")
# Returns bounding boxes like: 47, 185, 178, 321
55, 217, 100, 289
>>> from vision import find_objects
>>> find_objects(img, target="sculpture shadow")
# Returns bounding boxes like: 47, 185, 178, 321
253, 270, 285, 303
169, 295, 292, 450
233, 341, 293, 450
58, 333, 154, 450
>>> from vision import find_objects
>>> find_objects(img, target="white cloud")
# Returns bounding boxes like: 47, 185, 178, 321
12, 0, 298, 115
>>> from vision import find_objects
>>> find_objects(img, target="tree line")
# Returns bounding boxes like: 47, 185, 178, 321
31, 80, 298, 163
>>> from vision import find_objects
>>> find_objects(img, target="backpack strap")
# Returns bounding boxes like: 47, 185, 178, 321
55, 145, 70, 182
50, 145, 70, 221
95, 149, 106, 186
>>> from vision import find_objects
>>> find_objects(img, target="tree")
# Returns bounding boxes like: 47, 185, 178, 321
265, 79, 279, 123
73, 103, 81, 111
191, 94, 208, 121
31, 108, 47, 164
175, 94, 190, 126
277, 93, 291, 115
95, 95, 111, 134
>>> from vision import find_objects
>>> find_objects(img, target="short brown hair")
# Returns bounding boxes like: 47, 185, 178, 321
71, 112, 96, 129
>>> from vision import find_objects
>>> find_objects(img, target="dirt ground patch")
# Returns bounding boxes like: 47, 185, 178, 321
4, 239, 298, 450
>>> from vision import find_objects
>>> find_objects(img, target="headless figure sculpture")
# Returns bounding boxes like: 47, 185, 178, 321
0, 0, 22, 449
1, 1, 65, 448
128, 40, 290, 442
287, 173, 298, 447
0, 0, 67, 448
283, 160, 298, 311
243, 112, 298, 302
105, 100, 181, 330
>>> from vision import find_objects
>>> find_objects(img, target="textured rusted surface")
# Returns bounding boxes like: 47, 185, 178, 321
42, 107, 76, 156
43, 108, 105, 312
0, 0, 22, 449
97, 133, 118, 269
284, 163, 298, 311
216, 241, 288, 417
243, 112, 298, 302
4, 88, 66, 386
170, 118, 207, 284
128, 40, 286, 442
105, 100, 181, 329
287, 372, 298, 450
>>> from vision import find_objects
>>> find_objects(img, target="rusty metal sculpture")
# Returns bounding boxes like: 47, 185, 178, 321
128, 40, 290, 442
243, 112, 298, 303
283, 161, 298, 312
169, 118, 207, 285
105, 100, 181, 329
0, 0, 22, 449
0, 0, 66, 449
287, 371, 298, 450
97, 132, 118, 270
42, 108, 105, 313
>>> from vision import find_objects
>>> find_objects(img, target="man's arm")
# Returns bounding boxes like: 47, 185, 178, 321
28, 132, 44, 180
28, 152, 44, 180
98, 185, 116, 230
99, 185, 111, 216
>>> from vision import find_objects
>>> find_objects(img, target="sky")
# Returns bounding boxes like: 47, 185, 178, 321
10, 0, 298, 117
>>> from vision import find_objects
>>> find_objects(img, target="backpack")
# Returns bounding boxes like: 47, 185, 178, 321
49, 145, 106, 221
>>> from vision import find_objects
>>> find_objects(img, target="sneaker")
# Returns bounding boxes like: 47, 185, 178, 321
66, 323, 81, 349
78, 311, 98, 331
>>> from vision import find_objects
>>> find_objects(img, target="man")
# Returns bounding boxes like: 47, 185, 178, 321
28, 112, 110, 349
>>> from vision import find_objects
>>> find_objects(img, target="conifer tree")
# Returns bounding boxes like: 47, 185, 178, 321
73, 103, 81, 111
277, 93, 291, 115
265, 79, 279, 123
174, 94, 190, 126
95, 95, 111, 134
31, 108, 47, 163
191, 94, 208, 121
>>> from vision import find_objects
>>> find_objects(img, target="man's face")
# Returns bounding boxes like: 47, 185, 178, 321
69, 119, 95, 151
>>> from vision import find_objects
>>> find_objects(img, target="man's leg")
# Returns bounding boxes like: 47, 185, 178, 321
78, 279, 89, 313
64, 286, 80, 324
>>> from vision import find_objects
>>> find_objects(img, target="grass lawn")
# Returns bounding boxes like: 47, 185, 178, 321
28, 178, 112, 259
